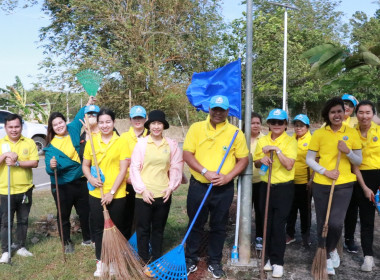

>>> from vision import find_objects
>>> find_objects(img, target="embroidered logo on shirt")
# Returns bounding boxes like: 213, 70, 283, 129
222, 145, 228, 152
343, 136, 349, 141
303, 143, 308, 147
373, 136, 378, 142
23, 148, 29, 155
163, 149, 169, 154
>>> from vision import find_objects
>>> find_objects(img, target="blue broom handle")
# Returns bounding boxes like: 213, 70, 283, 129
180, 129, 239, 247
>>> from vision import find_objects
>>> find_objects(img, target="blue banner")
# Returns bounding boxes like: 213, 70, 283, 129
186, 59, 242, 119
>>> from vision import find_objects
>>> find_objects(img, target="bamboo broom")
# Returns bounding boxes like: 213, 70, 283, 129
84, 114, 146, 279
311, 151, 341, 280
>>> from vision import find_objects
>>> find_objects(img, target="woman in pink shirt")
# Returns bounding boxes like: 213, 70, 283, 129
130, 110, 183, 266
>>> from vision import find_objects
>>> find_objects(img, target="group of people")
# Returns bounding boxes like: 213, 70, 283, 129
0, 92, 378, 279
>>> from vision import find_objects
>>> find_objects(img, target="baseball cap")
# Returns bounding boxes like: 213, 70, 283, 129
342, 94, 358, 107
266, 109, 288, 121
130, 105, 147, 118
85, 105, 100, 114
209, 95, 229, 110
293, 114, 310, 125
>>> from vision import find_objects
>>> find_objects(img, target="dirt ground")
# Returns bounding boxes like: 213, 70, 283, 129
188, 196, 380, 280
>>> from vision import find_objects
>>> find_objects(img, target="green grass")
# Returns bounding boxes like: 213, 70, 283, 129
0, 169, 191, 279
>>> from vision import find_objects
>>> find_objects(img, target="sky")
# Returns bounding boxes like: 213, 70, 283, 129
0, 0, 378, 90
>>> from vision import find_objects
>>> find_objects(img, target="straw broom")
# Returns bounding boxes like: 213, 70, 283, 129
311, 151, 341, 280
85, 114, 146, 279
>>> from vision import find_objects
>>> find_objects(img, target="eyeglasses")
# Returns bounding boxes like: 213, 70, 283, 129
343, 101, 355, 108
87, 113, 98, 117
268, 120, 285, 126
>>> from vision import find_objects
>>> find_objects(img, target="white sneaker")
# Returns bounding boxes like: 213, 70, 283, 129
16, 247, 33, 257
0, 252, 9, 263
264, 260, 272, 271
326, 259, 335, 275
361, 256, 374, 272
272, 265, 284, 278
329, 249, 340, 268
94, 260, 103, 277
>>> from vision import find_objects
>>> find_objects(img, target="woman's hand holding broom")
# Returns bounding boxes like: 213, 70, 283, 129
101, 192, 113, 206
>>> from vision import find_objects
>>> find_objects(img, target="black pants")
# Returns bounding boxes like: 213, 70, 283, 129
185, 176, 234, 265
252, 182, 263, 238
259, 181, 294, 266
135, 196, 172, 264
89, 195, 127, 260
51, 177, 90, 244
286, 183, 311, 238
125, 183, 136, 240
312, 182, 353, 255
356, 170, 380, 256
1, 187, 33, 252
344, 184, 359, 241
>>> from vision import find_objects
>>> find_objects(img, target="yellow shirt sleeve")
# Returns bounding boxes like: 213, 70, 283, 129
183, 123, 198, 153
308, 129, 321, 152
234, 130, 249, 158
83, 141, 92, 161
119, 137, 131, 160
254, 138, 264, 161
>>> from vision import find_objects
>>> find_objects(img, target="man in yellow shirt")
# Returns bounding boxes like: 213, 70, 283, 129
183, 95, 249, 279
0, 114, 39, 263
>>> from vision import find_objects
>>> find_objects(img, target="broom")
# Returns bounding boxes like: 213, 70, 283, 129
311, 151, 341, 280
54, 163, 66, 262
85, 114, 146, 279
260, 150, 274, 280
145, 130, 240, 279
2, 143, 12, 265
76, 69, 103, 97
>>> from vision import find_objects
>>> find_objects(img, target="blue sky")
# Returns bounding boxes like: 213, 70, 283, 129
0, 0, 378, 90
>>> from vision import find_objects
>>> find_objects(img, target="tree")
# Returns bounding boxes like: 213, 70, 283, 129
39, 0, 228, 124
0, 0, 36, 11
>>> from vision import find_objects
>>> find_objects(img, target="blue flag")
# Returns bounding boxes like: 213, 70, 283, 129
186, 59, 242, 119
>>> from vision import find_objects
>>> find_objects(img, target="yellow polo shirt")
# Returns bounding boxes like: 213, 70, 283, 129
183, 116, 249, 183
137, 136, 170, 199
120, 127, 147, 180
0, 135, 39, 195
83, 132, 130, 198
357, 122, 380, 170
254, 132, 297, 184
51, 134, 80, 164
308, 124, 361, 185
251, 132, 265, 183
344, 116, 358, 128
294, 131, 312, 184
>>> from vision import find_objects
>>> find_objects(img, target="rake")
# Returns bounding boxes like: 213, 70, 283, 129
76, 69, 103, 96
146, 129, 239, 279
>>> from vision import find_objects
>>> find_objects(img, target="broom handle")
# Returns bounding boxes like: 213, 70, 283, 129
54, 167, 66, 262
180, 130, 239, 247
7, 165, 11, 265
85, 114, 107, 211
323, 151, 341, 229
260, 150, 274, 280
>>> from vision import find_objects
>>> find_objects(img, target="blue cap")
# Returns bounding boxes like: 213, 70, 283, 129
293, 114, 310, 125
342, 94, 358, 107
85, 105, 100, 114
267, 109, 288, 121
130, 105, 146, 118
209, 95, 229, 110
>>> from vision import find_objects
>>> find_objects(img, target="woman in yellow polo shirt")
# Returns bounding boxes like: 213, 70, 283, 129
254, 109, 297, 278
306, 97, 362, 276
351, 100, 380, 272
130, 110, 183, 266
82, 108, 130, 277
286, 114, 312, 247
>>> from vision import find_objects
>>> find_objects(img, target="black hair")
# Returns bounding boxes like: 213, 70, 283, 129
321, 97, 344, 126
46, 112, 66, 145
251, 112, 262, 124
97, 108, 115, 122
4, 113, 22, 126
293, 120, 310, 129
355, 100, 376, 115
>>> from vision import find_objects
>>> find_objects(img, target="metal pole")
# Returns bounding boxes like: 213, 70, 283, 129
283, 8, 287, 112
238, 0, 253, 265
66, 91, 69, 122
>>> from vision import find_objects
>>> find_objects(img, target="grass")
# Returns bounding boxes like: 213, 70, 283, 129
0, 169, 191, 279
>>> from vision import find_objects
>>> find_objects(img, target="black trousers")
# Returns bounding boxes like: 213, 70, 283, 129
185, 176, 234, 265
51, 177, 90, 244
252, 182, 263, 238
312, 182, 353, 255
89, 195, 127, 260
259, 181, 294, 266
286, 183, 311, 238
135, 196, 172, 264
344, 184, 359, 240
125, 183, 136, 240
1, 187, 33, 252
356, 170, 380, 256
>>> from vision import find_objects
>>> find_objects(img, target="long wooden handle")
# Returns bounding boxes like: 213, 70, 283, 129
85, 114, 106, 211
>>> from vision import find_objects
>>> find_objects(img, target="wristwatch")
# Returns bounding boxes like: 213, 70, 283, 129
201, 167, 208, 176
276, 150, 282, 154
15, 161, 20, 167
110, 190, 116, 195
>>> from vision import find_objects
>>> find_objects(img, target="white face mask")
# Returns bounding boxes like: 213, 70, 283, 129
88, 117, 97, 125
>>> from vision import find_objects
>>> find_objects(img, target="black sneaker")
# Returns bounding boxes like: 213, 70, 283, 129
344, 238, 358, 254
64, 241, 75, 254
208, 263, 225, 279
186, 258, 198, 276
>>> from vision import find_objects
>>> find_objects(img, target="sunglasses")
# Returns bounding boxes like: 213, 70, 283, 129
268, 120, 285, 126
87, 113, 98, 117
344, 101, 355, 108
